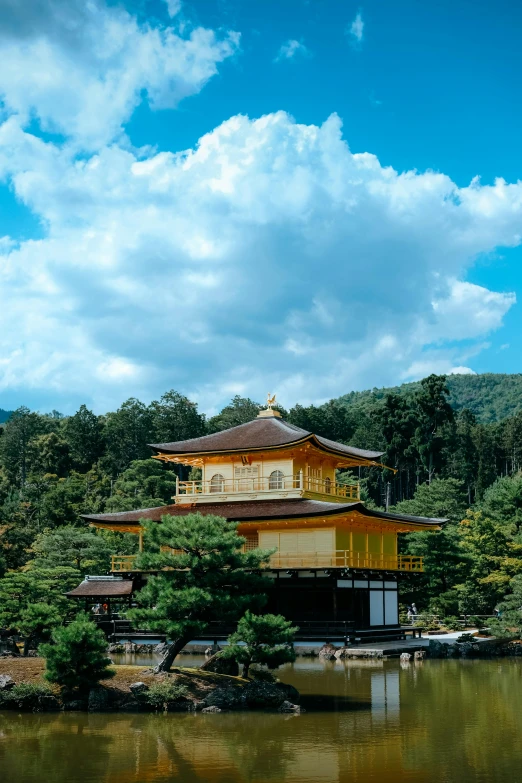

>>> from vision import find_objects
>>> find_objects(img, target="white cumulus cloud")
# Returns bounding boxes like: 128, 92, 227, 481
0, 1, 519, 414
0, 0, 239, 150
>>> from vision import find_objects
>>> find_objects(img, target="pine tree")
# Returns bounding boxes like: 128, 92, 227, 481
64, 405, 105, 470
222, 611, 297, 678
41, 615, 115, 694
127, 512, 273, 672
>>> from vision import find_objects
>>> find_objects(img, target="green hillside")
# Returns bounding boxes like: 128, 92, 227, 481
337, 373, 522, 423
0, 409, 12, 424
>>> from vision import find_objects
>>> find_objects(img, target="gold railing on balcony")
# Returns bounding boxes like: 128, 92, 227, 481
267, 552, 423, 572
112, 555, 138, 572
177, 475, 359, 500
111, 552, 423, 573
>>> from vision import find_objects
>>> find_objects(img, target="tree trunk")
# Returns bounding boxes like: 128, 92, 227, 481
153, 636, 192, 673
23, 635, 32, 657
242, 661, 250, 679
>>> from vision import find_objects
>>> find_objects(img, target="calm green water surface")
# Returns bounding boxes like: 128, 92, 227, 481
1, 656, 521, 783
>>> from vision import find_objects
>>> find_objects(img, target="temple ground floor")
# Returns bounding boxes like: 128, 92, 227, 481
69, 569, 406, 644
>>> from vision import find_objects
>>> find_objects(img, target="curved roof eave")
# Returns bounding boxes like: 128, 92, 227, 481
81, 499, 446, 529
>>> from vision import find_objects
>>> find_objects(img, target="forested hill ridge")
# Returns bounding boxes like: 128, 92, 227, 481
0, 409, 12, 424
337, 373, 522, 423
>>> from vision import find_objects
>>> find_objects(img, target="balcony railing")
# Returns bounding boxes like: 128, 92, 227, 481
267, 552, 423, 572
111, 552, 422, 573
177, 475, 359, 500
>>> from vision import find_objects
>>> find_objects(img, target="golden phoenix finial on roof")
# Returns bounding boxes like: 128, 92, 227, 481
266, 393, 277, 409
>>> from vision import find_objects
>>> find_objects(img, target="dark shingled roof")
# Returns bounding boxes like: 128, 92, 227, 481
66, 578, 134, 597
82, 498, 446, 528
149, 416, 384, 461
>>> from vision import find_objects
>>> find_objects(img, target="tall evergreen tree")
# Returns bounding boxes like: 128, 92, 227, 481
149, 390, 206, 444
64, 405, 105, 470
104, 398, 153, 473
0, 407, 45, 486
411, 375, 454, 483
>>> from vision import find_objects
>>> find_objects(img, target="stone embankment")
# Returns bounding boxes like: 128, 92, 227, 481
427, 639, 522, 658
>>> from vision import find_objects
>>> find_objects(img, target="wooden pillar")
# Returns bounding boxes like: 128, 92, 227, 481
138, 531, 143, 552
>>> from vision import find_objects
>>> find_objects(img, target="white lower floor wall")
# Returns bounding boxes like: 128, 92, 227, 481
370, 585, 398, 626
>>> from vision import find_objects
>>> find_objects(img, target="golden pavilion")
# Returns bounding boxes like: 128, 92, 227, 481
73, 400, 444, 638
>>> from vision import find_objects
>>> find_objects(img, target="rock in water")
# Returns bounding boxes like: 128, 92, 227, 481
88, 687, 110, 712
318, 643, 338, 660
414, 650, 426, 660
199, 652, 239, 676
274, 682, 300, 704
0, 674, 15, 690
278, 700, 304, 713
202, 705, 222, 713
400, 653, 412, 662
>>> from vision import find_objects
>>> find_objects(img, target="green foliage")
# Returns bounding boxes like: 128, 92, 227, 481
456, 633, 476, 643
149, 389, 206, 443
442, 616, 462, 631
222, 611, 297, 678
41, 614, 115, 693
104, 398, 153, 473
0, 406, 46, 485
64, 405, 105, 470
0, 682, 54, 710
466, 615, 487, 630
414, 614, 440, 631
336, 372, 522, 424
19, 603, 62, 645
287, 400, 354, 443
207, 396, 262, 432
128, 513, 273, 656
31, 526, 111, 573
105, 459, 178, 512
0, 567, 80, 650
412, 375, 454, 483
141, 680, 188, 710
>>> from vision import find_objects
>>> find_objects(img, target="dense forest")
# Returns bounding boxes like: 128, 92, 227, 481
2, 375, 522, 632
337, 372, 522, 423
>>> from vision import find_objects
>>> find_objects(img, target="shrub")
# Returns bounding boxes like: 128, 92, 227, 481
442, 616, 462, 632
456, 633, 476, 643
467, 615, 486, 630
40, 614, 115, 694
141, 680, 188, 710
0, 682, 54, 710
414, 614, 440, 631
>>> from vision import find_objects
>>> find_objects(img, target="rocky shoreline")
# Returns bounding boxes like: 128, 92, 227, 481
0, 657, 303, 714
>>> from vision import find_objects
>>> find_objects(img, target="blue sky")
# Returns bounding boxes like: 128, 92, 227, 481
0, 0, 521, 414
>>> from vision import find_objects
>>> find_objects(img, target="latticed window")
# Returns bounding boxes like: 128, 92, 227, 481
269, 470, 284, 490
244, 533, 259, 551
234, 465, 259, 490
324, 477, 331, 494
210, 473, 225, 492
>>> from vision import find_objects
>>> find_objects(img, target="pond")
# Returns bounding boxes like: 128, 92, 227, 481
1, 656, 521, 782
